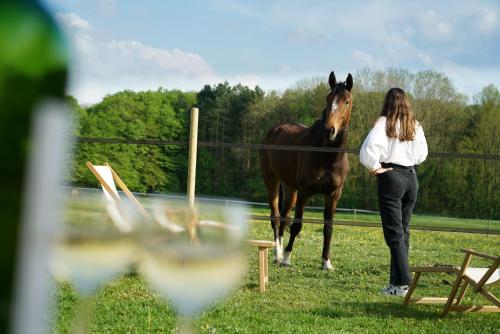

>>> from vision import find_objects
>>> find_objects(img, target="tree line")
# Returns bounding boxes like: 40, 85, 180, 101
69, 68, 500, 220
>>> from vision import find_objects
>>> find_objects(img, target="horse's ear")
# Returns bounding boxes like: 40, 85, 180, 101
345, 73, 353, 91
328, 71, 337, 89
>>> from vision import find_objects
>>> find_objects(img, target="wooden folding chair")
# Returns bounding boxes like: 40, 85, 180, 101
403, 249, 500, 316
86, 161, 151, 221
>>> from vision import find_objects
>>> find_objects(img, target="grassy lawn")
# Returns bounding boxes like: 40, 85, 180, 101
52, 219, 499, 333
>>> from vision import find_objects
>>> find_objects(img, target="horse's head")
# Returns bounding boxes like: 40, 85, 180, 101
322, 71, 353, 143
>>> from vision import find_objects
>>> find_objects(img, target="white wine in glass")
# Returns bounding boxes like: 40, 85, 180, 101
140, 199, 248, 332
51, 232, 135, 296
50, 196, 137, 333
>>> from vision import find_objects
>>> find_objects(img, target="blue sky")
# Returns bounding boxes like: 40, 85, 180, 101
43, 0, 500, 104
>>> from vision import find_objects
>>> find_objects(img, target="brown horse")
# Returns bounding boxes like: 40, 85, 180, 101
259, 71, 353, 270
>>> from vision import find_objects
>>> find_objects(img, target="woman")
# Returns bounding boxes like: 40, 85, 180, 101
359, 88, 428, 296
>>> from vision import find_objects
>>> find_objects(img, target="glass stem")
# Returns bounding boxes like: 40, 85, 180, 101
177, 316, 194, 334
73, 295, 95, 334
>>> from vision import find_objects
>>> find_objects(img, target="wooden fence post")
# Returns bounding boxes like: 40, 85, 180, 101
187, 107, 199, 208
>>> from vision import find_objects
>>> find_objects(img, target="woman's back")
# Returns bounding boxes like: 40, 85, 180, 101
360, 116, 428, 170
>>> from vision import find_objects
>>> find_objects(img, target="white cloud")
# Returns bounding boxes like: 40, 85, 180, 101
417, 52, 432, 65
212, 0, 265, 19
474, 7, 498, 34
352, 50, 377, 67
56, 12, 219, 104
56, 12, 93, 31
286, 26, 327, 45
96, 0, 118, 15
265, 2, 437, 69
47, 0, 119, 15
416, 10, 453, 40
104, 40, 216, 78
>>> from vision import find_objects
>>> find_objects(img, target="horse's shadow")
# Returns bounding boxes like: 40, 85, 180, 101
310, 301, 438, 320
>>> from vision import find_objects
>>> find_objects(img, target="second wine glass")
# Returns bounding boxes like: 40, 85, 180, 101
139, 199, 248, 333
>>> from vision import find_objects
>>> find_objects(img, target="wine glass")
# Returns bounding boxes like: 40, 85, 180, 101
139, 199, 248, 333
50, 195, 137, 333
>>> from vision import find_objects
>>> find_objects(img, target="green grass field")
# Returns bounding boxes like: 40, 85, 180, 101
52, 218, 499, 333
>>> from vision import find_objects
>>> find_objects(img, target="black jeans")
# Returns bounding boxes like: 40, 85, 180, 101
377, 163, 419, 286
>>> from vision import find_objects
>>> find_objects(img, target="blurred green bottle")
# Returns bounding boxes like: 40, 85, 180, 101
0, 0, 68, 331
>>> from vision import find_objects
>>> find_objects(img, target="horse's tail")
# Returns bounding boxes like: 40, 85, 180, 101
278, 182, 285, 217
278, 182, 292, 232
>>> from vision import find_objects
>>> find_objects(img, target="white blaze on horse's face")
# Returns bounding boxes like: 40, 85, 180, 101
327, 98, 340, 141
331, 100, 338, 114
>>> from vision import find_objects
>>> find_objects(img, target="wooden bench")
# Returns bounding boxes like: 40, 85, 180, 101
247, 240, 275, 292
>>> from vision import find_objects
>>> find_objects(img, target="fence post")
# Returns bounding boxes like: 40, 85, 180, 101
187, 107, 199, 209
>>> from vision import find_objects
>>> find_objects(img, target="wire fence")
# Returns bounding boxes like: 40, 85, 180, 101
68, 186, 500, 236
76, 137, 500, 160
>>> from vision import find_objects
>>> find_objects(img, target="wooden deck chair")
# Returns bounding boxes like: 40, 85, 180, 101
403, 249, 500, 316
86, 161, 151, 222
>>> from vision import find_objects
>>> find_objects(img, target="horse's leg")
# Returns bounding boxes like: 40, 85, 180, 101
279, 187, 297, 267
264, 176, 282, 263
279, 185, 297, 242
322, 188, 342, 270
283, 191, 310, 266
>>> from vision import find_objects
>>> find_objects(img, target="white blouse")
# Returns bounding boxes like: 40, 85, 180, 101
359, 116, 428, 171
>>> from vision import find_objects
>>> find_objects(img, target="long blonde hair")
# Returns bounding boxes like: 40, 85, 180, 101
380, 88, 416, 141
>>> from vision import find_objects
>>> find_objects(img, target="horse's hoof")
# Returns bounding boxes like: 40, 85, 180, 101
280, 259, 292, 267
280, 251, 292, 267
322, 259, 334, 270
274, 243, 283, 265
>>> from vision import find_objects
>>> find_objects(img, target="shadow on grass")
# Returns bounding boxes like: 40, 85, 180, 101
244, 282, 259, 290
311, 301, 438, 320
